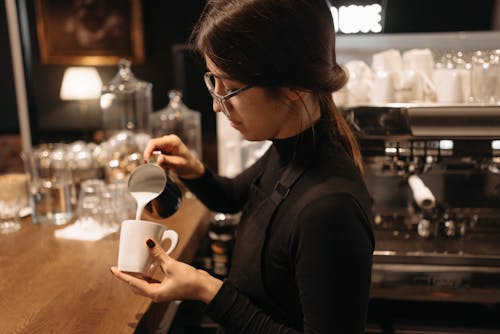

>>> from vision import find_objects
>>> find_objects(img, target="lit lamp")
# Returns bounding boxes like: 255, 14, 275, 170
60, 67, 103, 140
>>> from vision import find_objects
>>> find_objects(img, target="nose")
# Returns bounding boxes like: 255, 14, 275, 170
212, 98, 222, 113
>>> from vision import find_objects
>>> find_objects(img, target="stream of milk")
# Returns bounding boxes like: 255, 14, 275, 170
131, 191, 159, 220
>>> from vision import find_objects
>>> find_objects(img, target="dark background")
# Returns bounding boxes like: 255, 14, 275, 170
0, 0, 498, 170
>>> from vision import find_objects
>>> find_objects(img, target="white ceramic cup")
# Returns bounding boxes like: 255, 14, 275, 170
344, 60, 372, 105
403, 48, 435, 83
394, 70, 423, 102
372, 49, 403, 73
434, 68, 469, 103
117, 219, 178, 276
371, 70, 396, 104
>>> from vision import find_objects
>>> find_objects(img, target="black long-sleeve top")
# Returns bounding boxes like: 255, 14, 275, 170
182, 121, 374, 333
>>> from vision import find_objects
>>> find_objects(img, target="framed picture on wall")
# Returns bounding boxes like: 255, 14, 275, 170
35, 0, 145, 65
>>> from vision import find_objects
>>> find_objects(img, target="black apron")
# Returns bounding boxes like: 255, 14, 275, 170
227, 150, 374, 327
228, 150, 309, 324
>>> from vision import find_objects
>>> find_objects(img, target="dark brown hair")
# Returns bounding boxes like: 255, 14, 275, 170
191, 0, 363, 172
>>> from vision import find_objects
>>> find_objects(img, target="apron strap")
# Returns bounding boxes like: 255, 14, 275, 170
270, 152, 309, 206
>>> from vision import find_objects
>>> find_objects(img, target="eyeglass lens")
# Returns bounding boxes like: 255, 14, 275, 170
205, 73, 230, 117
206, 74, 217, 92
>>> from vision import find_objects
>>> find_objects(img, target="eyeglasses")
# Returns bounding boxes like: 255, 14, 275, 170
203, 72, 253, 117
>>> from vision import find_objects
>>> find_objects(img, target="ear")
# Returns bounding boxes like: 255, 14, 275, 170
281, 87, 308, 102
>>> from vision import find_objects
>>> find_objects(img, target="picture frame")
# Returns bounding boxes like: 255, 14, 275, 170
35, 0, 145, 65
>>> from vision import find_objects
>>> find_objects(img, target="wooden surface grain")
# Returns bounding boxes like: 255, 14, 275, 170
0, 197, 211, 334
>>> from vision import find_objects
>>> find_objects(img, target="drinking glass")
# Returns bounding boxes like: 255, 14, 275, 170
105, 181, 136, 224
0, 173, 29, 234
98, 181, 135, 233
491, 49, 500, 103
471, 50, 497, 104
24, 144, 76, 225
76, 179, 106, 224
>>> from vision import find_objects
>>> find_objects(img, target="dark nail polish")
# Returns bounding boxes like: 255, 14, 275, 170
146, 239, 155, 248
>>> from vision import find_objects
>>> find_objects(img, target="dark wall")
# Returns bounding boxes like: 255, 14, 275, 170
383, 0, 495, 33
0, 0, 19, 133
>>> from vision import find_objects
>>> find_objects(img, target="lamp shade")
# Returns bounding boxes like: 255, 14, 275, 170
60, 67, 103, 100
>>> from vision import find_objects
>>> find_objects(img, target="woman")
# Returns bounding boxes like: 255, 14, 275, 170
111, 0, 374, 332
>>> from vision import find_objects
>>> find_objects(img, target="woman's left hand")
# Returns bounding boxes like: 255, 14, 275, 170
110, 239, 222, 304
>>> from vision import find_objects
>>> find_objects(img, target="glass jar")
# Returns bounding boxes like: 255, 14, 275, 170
150, 90, 202, 159
100, 58, 153, 139
208, 213, 240, 278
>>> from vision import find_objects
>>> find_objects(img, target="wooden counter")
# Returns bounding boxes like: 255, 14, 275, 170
0, 197, 212, 333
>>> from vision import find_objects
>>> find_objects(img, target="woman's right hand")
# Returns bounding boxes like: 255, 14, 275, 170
143, 134, 205, 179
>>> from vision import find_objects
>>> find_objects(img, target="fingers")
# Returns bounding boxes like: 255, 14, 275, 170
146, 238, 174, 272
110, 266, 143, 287
144, 135, 182, 161
156, 154, 188, 168
143, 135, 204, 179
110, 266, 159, 298
110, 266, 132, 284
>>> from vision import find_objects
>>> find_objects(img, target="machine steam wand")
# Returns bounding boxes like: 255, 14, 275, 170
408, 174, 436, 210
407, 174, 438, 238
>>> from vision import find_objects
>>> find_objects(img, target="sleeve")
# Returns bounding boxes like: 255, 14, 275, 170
181, 147, 272, 214
205, 194, 374, 334
205, 281, 302, 334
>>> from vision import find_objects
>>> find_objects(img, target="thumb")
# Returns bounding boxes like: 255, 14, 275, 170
146, 238, 173, 267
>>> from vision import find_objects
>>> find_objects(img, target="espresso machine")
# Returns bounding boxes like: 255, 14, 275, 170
345, 104, 500, 333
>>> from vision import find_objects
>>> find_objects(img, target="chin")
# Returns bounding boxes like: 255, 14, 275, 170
239, 126, 274, 141
240, 132, 264, 142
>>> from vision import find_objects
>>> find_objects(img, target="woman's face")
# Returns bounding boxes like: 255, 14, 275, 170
205, 56, 313, 141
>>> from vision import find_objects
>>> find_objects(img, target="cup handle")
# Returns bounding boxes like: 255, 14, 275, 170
161, 229, 179, 255
146, 230, 179, 277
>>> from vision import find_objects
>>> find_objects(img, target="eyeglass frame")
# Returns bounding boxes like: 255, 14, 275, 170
204, 71, 254, 117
